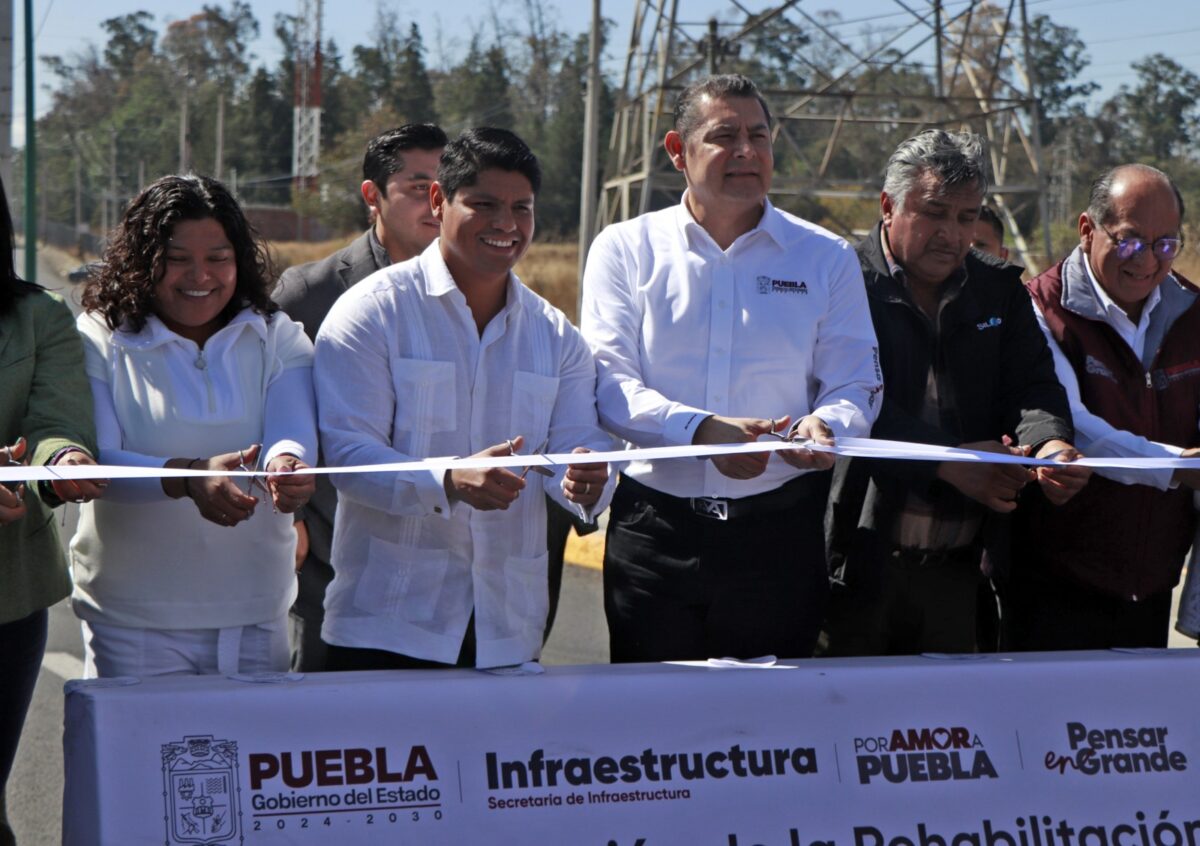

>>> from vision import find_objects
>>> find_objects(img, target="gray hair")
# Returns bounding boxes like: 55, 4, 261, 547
882, 129, 989, 209
673, 74, 772, 141
1087, 163, 1185, 226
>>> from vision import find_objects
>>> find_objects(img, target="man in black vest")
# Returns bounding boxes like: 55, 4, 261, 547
1016, 164, 1200, 650
824, 129, 1089, 657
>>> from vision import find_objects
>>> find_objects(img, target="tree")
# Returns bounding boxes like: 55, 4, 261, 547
1106, 55, 1200, 162
1027, 13, 1098, 146
101, 12, 156, 83
437, 34, 514, 131
394, 24, 438, 124
161, 2, 259, 176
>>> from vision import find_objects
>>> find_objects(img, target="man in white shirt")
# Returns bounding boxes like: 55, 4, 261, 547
314, 128, 612, 670
1016, 163, 1200, 649
581, 74, 883, 662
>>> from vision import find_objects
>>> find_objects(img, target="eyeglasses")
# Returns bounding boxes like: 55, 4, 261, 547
1098, 223, 1183, 262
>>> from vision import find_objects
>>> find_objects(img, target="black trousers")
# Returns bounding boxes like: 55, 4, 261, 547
324, 616, 477, 671
603, 474, 829, 663
1007, 571, 1172, 651
0, 608, 47, 846
824, 548, 984, 657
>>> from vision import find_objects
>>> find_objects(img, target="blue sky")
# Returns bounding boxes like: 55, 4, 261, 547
13, 0, 1200, 143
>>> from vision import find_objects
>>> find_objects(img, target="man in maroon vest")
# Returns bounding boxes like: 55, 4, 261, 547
1016, 164, 1200, 650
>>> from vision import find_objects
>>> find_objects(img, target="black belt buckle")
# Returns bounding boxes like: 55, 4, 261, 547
691, 497, 729, 520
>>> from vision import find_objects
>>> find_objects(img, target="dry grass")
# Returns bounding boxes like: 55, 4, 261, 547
1173, 253, 1200, 281
269, 237, 583, 323
268, 236, 357, 272
515, 242, 581, 323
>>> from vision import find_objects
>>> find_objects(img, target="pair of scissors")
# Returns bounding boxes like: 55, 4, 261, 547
518, 438, 555, 479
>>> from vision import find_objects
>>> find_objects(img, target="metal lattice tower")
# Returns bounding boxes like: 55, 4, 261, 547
596, 0, 1053, 270
292, 0, 323, 187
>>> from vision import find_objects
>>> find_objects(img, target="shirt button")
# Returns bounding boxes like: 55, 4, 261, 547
714, 394, 723, 402
718, 300, 728, 309
434, 506, 443, 514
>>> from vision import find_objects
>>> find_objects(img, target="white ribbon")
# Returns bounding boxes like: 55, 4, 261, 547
4, 436, 1198, 485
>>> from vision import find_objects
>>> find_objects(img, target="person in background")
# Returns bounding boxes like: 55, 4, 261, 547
0, 172, 103, 845
274, 123, 447, 672
73, 174, 317, 678
971, 205, 1009, 262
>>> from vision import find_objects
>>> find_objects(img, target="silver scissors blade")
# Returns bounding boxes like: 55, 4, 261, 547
520, 438, 555, 479
238, 450, 270, 497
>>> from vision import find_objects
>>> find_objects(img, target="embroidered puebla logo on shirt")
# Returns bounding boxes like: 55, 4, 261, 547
757, 275, 808, 295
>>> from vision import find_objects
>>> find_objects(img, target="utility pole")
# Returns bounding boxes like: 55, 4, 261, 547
215, 91, 225, 180
1019, 0, 1053, 263
179, 77, 190, 172
293, 0, 323, 239
74, 150, 81, 254
576, 0, 602, 318
109, 128, 117, 232
0, 0, 13, 192
22, 0, 34, 281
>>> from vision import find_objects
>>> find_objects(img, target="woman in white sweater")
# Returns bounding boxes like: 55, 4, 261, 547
72, 174, 317, 678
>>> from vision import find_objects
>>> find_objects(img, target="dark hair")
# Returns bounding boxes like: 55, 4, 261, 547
882, 129, 988, 210
673, 74, 772, 141
0, 175, 39, 316
978, 205, 1004, 243
82, 174, 276, 333
362, 124, 449, 195
437, 127, 541, 200
1087, 163, 1185, 227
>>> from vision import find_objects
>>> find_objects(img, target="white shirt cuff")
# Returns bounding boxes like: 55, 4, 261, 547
411, 467, 453, 519
665, 406, 712, 446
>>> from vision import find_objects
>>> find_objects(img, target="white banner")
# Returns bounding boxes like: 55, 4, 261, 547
9, 436, 1200, 485
63, 652, 1200, 845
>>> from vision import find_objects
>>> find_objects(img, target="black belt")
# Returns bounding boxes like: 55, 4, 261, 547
617, 473, 821, 522
888, 545, 981, 569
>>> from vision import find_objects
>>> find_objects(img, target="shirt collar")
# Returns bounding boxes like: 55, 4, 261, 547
111, 307, 266, 350
367, 226, 391, 269
1082, 251, 1162, 326
880, 225, 968, 297
674, 193, 785, 251
421, 239, 524, 318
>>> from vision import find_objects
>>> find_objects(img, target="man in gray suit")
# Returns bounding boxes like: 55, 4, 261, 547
275, 123, 448, 671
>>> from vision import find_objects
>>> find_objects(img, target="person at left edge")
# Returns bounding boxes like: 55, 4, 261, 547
315, 128, 613, 670
0, 172, 104, 846
72, 175, 317, 678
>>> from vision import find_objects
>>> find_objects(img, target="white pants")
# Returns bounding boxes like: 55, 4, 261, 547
82, 616, 289, 679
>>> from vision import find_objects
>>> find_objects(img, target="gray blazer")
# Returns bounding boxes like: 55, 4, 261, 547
275, 231, 384, 344
274, 230, 387, 618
